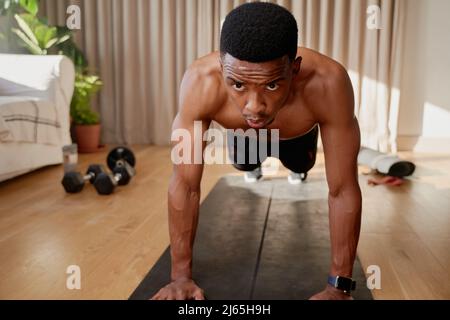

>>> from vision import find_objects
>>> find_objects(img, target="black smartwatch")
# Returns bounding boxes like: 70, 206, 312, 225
327, 275, 356, 294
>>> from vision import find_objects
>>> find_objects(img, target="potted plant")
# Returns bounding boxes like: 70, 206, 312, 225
71, 73, 103, 153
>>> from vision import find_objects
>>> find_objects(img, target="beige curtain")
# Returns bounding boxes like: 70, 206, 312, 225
40, 0, 405, 151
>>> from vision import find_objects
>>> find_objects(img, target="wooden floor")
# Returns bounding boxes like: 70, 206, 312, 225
0, 145, 449, 300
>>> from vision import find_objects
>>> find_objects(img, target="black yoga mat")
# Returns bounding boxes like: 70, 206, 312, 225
130, 175, 373, 300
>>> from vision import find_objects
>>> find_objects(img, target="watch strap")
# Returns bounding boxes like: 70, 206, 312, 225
328, 275, 356, 293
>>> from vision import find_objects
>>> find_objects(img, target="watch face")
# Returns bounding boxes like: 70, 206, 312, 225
336, 276, 353, 291
328, 275, 356, 292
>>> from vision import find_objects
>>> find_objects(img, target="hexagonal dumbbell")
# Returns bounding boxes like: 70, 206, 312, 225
94, 147, 136, 195
62, 164, 106, 193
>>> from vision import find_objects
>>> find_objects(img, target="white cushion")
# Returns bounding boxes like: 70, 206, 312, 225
0, 54, 75, 146
0, 96, 61, 145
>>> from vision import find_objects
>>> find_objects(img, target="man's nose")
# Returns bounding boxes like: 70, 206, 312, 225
244, 93, 266, 116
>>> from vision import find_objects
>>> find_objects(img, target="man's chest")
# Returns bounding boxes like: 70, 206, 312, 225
212, 99, 318, 139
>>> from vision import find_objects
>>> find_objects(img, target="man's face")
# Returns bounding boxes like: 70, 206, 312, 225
220, 53, 300, 129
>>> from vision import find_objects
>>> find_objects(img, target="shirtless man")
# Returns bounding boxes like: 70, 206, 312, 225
152, 2, 362, 300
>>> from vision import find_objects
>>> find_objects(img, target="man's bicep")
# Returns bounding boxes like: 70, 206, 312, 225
317, 64, 361, 194
320, 117, 361, 195
171, 67, 217, 191
170, 112, 210, 192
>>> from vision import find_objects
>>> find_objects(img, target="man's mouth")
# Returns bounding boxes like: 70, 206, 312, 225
246, 118, 267, 129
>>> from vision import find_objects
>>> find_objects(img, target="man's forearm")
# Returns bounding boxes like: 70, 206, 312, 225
328, 185, 362, 278
168, 176, 201, 281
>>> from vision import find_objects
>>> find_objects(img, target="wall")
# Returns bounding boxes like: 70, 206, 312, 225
397, 0, 450, 152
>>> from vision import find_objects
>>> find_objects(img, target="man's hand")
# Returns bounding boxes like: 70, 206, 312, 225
150, 278, 205, 300
309, 284, 353, 300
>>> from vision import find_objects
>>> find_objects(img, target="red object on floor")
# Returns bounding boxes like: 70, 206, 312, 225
368, 176, 404, 186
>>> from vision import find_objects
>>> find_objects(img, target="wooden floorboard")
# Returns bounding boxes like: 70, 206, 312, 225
0, 145, 448, 299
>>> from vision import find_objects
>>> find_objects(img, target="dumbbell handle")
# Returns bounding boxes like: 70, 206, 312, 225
111, 172, 123, 185
113, 161, 135, 186
83, 172, 96, 181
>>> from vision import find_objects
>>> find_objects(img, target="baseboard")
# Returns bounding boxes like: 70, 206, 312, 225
397, 135, 450, 153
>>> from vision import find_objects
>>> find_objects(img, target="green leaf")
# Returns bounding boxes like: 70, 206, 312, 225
18, 13, 38, 28
11, 27, 42, 54
14, 13, 38, 45
56, 34, 70, 44
44, 37, 57, 49
33, 24, 46, 47
40, 25, 56, 47
19, 0, 38, 16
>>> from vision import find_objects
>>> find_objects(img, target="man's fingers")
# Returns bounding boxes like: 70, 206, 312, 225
150, 292, 161, 300
167, 292, 177, 300
150, 283, 205, 300
193, 290, 205, 300
175, 290, 185, 300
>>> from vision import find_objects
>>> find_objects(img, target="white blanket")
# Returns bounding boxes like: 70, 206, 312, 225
0, 96, 62, 146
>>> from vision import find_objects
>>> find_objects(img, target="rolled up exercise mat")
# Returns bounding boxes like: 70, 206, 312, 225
357, 147, 416, 177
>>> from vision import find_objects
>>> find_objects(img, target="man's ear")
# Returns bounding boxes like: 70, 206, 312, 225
293, 56, 302, 75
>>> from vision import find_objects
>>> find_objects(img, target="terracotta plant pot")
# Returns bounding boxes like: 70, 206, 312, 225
75, 124, 101, 153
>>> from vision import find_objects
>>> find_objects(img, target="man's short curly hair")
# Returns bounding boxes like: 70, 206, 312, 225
220, 2, 298, 63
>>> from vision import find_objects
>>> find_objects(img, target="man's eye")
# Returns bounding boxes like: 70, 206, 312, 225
267, 83, 279, 91
232, 82, 245, 91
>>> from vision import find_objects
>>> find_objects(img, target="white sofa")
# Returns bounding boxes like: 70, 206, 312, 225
0, 54, 75, 182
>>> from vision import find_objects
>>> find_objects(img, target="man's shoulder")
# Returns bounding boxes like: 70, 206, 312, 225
180, 52, 226, 111
303, 49, 350, 94
300, 49, 354, 121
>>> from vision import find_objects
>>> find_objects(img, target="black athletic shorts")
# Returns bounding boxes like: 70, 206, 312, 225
226, 125, 318, 174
